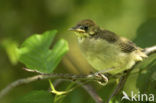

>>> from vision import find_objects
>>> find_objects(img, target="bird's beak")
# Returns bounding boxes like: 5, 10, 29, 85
69, 27, 85, 33
68, 27, 75, 31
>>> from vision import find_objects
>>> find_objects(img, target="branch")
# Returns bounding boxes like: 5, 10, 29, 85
144, 45, 156, 55
0, 72, 106, 99
81, 84, 104, 103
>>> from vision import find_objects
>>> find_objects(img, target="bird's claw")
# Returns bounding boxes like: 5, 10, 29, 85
95, 73, 108, 86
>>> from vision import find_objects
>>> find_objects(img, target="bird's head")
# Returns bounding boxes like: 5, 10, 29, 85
69, 19, 99, 38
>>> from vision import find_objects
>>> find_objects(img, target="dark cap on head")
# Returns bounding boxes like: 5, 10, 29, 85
77, 19, 96, 27
69, 19, 97, 33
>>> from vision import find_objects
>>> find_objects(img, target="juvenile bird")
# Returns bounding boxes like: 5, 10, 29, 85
69, 19, 147, 77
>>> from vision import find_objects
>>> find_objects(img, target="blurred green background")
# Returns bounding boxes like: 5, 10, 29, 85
0, 0, 156, 103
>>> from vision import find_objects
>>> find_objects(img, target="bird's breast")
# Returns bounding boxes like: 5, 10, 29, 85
78, 38, 120, 58
78, 38, 134, 74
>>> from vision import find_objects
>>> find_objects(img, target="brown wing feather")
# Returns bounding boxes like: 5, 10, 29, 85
91, 30, 119, 43
91, 29, 138, 53
118, 37, 137, 53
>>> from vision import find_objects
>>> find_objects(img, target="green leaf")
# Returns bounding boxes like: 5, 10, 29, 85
14, 90, 54, 103
2, 39, 19, 65
134, 19, 156, 48
18, 30, 69, 73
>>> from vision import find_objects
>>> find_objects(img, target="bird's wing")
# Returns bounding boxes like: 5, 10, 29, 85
118, 37, 138, 53
91, 30, 119, 43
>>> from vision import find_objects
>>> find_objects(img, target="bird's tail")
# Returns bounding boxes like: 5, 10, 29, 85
134, 49, 148, 61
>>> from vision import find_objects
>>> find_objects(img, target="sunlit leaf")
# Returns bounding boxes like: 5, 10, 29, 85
18, 30, 69, 73
2, 39, 19, 65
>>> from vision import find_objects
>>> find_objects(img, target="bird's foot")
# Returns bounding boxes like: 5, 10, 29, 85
95, 73, 108, 86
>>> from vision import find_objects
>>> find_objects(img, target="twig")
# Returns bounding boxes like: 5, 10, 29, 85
144, 45, 156, 55
81, 84, 104, 103
22, 67, 46, 74
0, 73, 107, 99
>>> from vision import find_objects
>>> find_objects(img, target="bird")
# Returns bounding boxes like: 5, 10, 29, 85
69, 19, 147, 79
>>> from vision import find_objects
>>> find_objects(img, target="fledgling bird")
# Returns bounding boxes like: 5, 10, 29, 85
69, 19, 147, 75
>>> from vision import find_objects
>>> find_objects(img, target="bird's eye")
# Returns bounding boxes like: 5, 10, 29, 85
80, 26, 88, 31
84, 26, 88, 31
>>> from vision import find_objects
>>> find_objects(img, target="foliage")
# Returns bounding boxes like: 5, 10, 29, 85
2, 39, 19, 65
4, 29, 69, 103
17, 30, 68, 73
14, 90, 54, 103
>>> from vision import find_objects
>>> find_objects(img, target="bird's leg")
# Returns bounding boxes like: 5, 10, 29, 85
94, 72, 108, 86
